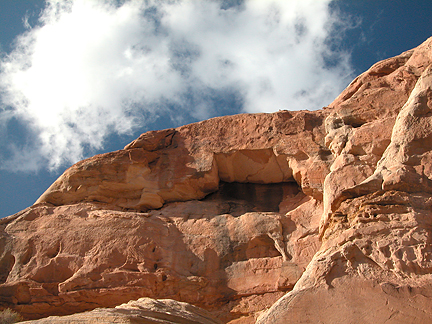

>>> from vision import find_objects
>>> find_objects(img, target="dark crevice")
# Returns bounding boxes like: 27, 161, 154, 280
203, 181, 300, 216
0, 253, 15, 284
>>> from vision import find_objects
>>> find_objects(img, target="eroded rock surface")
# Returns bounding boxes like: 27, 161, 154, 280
257, 37, 432, 323
0, 178, 320, 322
2, 37, 432, 323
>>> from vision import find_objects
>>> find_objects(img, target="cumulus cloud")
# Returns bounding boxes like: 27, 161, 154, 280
0, 0, 354, 171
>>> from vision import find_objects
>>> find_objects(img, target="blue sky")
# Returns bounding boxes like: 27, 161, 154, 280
1, 0, 432, 218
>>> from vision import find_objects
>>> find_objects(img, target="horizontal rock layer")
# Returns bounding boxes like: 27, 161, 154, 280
1, 37, 432, 323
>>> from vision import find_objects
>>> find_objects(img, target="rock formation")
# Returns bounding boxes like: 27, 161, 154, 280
1, 36, 432, 323
20, 298, 222, 324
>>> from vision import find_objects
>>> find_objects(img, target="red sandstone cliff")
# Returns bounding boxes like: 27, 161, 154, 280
1, 37, 432, 323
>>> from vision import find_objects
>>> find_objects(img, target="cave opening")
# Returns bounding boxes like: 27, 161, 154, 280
203, 181, 301, 216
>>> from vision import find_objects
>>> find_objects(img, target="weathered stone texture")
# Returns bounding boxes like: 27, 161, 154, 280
2, 37, 432, 323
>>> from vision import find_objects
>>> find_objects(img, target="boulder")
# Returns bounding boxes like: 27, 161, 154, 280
20, 297, 222, 324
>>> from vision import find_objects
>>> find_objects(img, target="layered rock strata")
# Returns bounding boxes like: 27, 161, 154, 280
1, 37, 432, 323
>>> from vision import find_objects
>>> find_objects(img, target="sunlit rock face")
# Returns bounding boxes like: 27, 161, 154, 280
2, 37, 432, 324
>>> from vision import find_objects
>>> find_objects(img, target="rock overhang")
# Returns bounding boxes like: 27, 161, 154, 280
35, 110, 331, 212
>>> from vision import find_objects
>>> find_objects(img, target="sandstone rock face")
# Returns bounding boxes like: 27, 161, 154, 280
1, 37, 432, 323
0, 169, 320, 323
257, 37, 432, 323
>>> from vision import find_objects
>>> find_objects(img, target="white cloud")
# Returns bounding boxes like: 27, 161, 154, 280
0, 0, 354, 171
